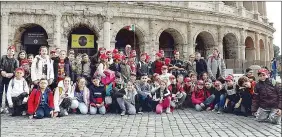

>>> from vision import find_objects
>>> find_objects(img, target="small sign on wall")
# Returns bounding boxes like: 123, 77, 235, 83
23, 33, 47, 45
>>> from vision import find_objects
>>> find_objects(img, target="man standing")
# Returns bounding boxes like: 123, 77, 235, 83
195, 52, 207, 78
271, 58, 277, 80
207, 48, 226, 81
169, 50, 185, 77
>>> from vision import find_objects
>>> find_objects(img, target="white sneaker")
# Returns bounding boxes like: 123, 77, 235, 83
166, 107, 171, 114
4, 107, 9, 114
64, 110, 68, 116
0, 108, 4, 113
22, 111, 27, 116
22, 97, 28, 104
200, 103, 205, 108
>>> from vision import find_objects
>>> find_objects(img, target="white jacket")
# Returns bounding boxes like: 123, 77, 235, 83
54, 81, 74, 112
31, 55, 54, 82
6, 78, 29, 106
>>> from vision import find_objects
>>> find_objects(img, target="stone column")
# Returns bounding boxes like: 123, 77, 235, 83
265, 36, 269, 62
187, 22, 194, 58
149, 19, 158, 61
269, 37, 274, 60
217, 26, 224, 58
103, 16, 111, 50
238, 2, 245, 17
255, 32, 260, 60
55, 13, 62, 49
1, 12, 9, 56
263, 2, 267, 16
239, 28, 246, 60
253, 2, 260, 20
110, 40, 116, 50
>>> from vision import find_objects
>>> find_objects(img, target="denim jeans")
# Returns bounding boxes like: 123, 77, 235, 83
214, 94, 225, 111
0, 78, 12, 107
35, 104, 52, 119
203, 94, 215, 106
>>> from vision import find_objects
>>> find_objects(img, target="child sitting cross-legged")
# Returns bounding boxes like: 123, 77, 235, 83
89, 76, 106, 115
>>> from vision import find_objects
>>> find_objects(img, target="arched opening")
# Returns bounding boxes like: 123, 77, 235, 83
18, 24, 48, 55
158, 28, 183, 58
67, 24, 98, 56
243, 2, 253, 11
222, 1, 237, 7
223, 33, 238, 59
115, 28, 140, 56
259, 39, 265, 61
195, 31, 215, 58
245, 36, 255, 61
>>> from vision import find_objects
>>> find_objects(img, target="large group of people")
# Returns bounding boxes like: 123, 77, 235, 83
0, 44, 281, 125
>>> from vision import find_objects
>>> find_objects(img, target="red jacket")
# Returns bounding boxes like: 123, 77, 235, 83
191, 88, 205, 105
27, 88, 54, 115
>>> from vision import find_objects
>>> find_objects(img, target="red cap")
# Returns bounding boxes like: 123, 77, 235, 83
225, 75, 233, 81
99, 47, 106, 51
258, 68, 269, 75
15, 67, 24, 73
7, 46, 16, 51
164, 58, 171, 66
184, 77, 191, 83
197, 80, 204, 85
21, 59, 29, 66
155, 52, 162, 57
106, 51, 112, 54
50, 49, 56, 54
130, 53, 136, 58
113, 54, 121, 60
121, 55, 126, 60
113, 49, 119, 54
99, 54, 108, 60
169, 75, 175, 79
161, 65, 168, 70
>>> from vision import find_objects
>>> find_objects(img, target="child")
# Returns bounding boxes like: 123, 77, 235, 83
159, 65, 173, 86
151, 80, 171, 114
211, 80, 226, 114
27, 54, 34, 67
192, 80, 206, 111
252, 68, 281, 124
89, 76, 106, 115
81, 54, 91, 83
109, 53, 122, 75
236, 76, 253, 116
0, 46, 19, 113
190, 73, 198, 88
31, 46, 54, 87
137, 53, 150, 78
150, 53, 164, 75
71, 77, 90, 115
201, 72, 210, 82
53, 50, 72, 85
53, 77, 73, 117
115, 81, 137, 116
106, 51, 113, 65
136, 73, 152, 113
223, 75, 241, 114
120, 56, 131, 82
17, 50, 27, 66
201, 79, 215, 111
21, 59, 32, 86
27, 78, 55, 119
175, 74, 187, 109
7, 68, 29, 116
183, 77, 193, 108
247, 75, 256, 96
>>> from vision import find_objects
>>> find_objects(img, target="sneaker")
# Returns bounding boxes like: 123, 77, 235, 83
22, 97, 28, 104
217, 111, 222, 114
212, 109, 216, 112
4, 107, 9, 114
22, 111, 27, 116
64, 110, 69, 116
137, 111, 143, 114
200, 103, 205, 108
0, 108, 4, 113
206, 107, 211, 111
120, 111, 126, 116
166, 107, 171, 114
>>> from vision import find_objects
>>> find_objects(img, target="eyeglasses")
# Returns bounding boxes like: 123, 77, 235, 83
214, 85, 220, 87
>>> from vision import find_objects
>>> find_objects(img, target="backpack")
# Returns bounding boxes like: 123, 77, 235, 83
11, 78, 26, 91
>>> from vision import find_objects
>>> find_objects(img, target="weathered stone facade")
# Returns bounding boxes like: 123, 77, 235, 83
0, 1, 275, 65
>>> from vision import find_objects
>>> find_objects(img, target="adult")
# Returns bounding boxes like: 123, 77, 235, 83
194, 52, 207, 78
207, 48, 226, 81
271, 58, 277, 80
184, 54, 196, 76
169, 50, 186, 77
53, 50, 72, 86
125, 44, 132, 57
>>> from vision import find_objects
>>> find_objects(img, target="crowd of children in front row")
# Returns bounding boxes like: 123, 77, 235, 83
1, 45, 281, 125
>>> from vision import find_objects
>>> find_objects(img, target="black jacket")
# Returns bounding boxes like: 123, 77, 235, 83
195, 59, 207, 75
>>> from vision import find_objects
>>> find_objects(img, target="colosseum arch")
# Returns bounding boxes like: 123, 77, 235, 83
67, 23, 99, 56
195, 31, 216, 58
259, 39, 265, 61
14, 23, 48, 55
158, 28, 184, 58
222, 33, 238, 59
114, 25, 145, 56
245, 36, 255, 61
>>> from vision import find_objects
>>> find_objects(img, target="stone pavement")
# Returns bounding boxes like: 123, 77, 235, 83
1, 109, 281, 137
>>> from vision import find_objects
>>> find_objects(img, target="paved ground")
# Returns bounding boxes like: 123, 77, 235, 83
1, 109, 281, 137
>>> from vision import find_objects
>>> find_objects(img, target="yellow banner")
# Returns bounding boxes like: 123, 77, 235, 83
71, 34, 94, 48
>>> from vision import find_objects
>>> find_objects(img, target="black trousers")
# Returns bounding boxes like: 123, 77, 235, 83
9, 92, 28, 116
135, 94, 153, 112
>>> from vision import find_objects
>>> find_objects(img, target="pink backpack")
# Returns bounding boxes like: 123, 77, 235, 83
101, 69, 115, 85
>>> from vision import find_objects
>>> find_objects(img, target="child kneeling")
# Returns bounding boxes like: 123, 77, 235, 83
89, 76, 106, 115
7, 68, 29, 116
152, 80, 171, 114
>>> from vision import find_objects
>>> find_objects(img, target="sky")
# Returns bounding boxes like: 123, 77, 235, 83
266, 2, 281, 54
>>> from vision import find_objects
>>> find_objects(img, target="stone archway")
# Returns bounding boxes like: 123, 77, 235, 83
115, 25, 145, 56
223, 33, 238, 59
67, 23, 99, 56
245, 36, 255, 61
158, 28, 184, 58
195, 31, 215, 58
259, 39, 265, 61
14, 23, 48, 55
